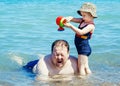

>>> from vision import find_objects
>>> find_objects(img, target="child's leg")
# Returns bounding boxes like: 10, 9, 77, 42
78, 55, 86, 75
84, 56, 91, 74
78, 55, 91, 75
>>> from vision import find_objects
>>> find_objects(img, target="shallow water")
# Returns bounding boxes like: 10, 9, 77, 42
0, 0, 120, 86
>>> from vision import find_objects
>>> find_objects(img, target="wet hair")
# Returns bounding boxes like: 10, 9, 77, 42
51, 40, 69, 53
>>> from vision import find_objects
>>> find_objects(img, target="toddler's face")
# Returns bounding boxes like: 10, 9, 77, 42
80, 11, 93, 22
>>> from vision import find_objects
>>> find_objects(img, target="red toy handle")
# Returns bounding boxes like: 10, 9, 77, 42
58, 27, 64, 31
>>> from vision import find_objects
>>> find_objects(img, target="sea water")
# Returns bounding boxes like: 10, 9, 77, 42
0, 0, 120, 86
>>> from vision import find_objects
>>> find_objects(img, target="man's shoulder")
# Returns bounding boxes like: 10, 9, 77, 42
37, 54, 51, 65
68, 55, 78, 65
33, 55, 51, 75
66, 55, 78, 74
69, 55, 77, 60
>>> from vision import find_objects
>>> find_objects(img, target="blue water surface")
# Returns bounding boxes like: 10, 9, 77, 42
0, 0, 120, 86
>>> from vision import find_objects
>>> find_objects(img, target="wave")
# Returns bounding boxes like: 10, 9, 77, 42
0, 52, 44, 71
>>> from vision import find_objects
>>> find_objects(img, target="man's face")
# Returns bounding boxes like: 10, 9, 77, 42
52, 46, 69, 69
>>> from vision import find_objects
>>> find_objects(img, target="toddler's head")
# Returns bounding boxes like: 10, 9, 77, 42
77, 2, 97, 18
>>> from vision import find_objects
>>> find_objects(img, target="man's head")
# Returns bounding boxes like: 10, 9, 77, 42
51, 40, 70, 69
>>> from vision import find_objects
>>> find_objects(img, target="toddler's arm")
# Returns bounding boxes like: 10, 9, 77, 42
65, 16, 82, 23
64, 23, 95, 35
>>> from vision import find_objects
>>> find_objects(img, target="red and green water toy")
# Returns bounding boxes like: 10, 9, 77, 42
56, 16, 67, 31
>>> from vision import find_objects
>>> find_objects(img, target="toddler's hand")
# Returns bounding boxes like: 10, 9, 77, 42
64, 22, 72, 28
65, 16, 73, 22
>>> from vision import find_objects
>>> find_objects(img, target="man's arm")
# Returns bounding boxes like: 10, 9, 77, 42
33, 57, 49, 75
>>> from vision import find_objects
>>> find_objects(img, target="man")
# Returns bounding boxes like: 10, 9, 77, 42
24, 40, 78, 80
